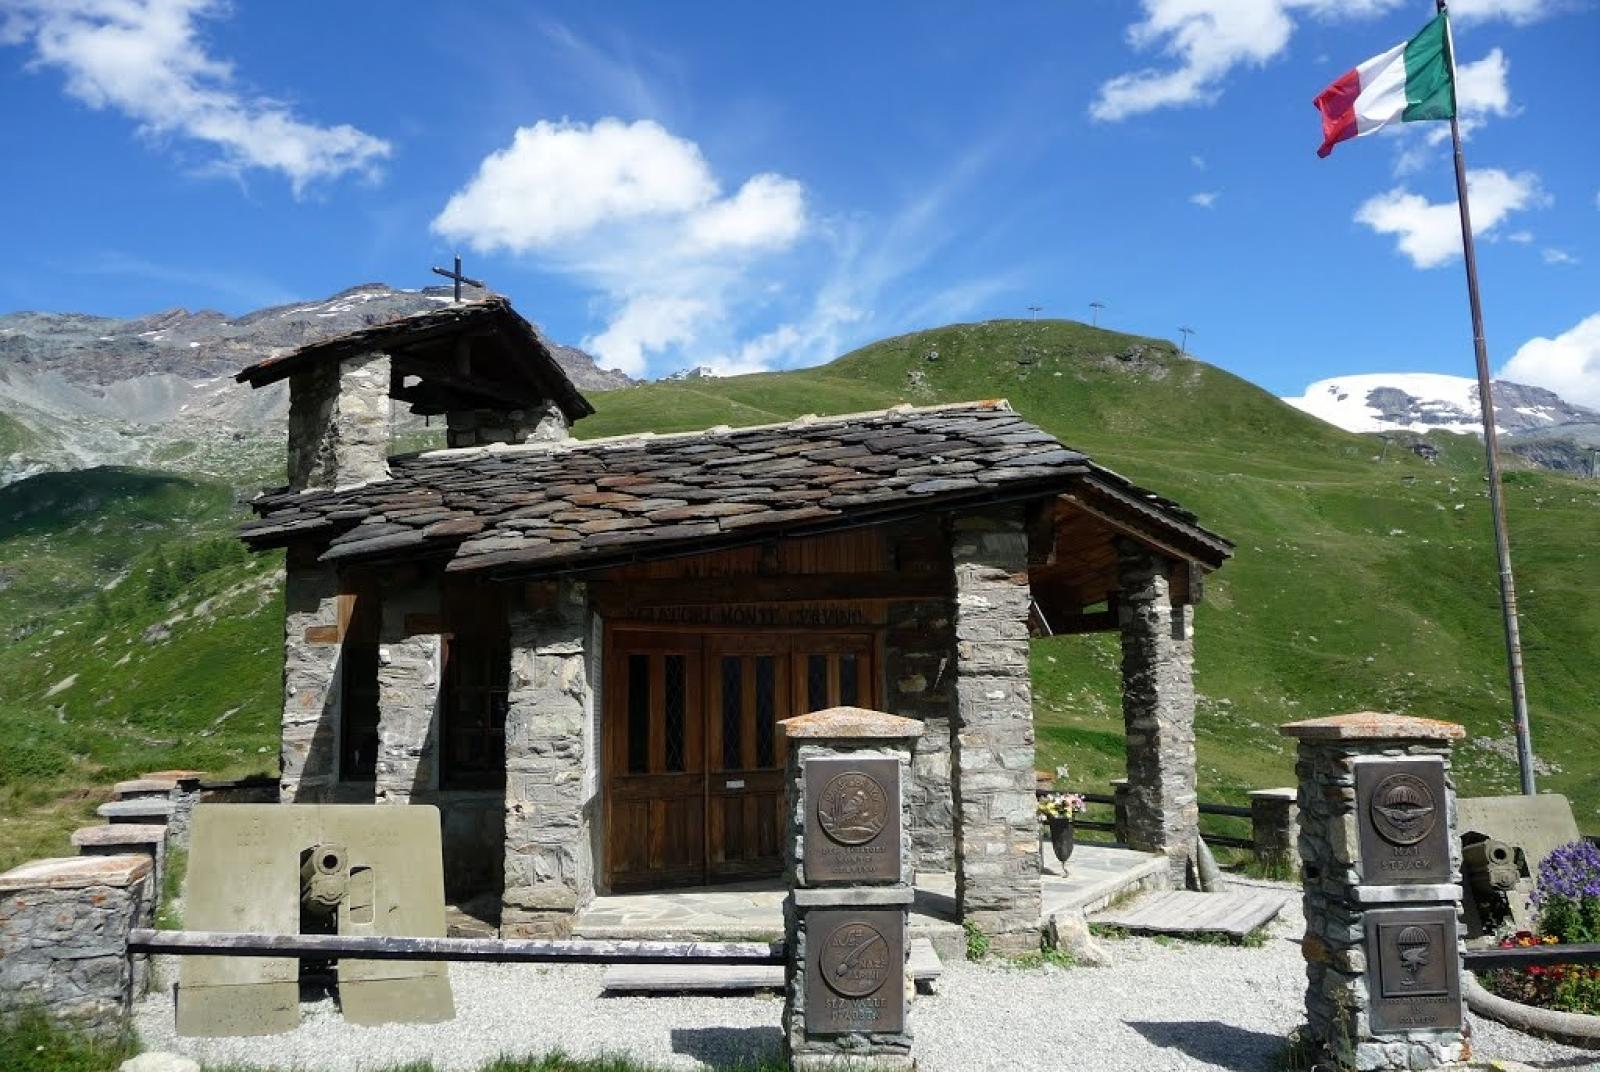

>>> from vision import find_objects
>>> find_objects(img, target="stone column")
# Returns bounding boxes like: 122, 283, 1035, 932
885, 598, 956, 873
446, 402, 569, 448
1249, 787, 1301, 875
374, 582, 442, 806
501, 580, 592, 939
287, 351, 392, 493
781, 708, 920, 1072
0, 855, 154, 1039
949, 509, 1042, 956
1282, 713, 1467, 1071
1116, 539, 1199, 885
1111, 778, 1131, 844
281, 554, 341, 803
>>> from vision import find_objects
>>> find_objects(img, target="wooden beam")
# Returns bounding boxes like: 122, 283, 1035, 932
1052, 609, 1119, 635
588, 572, 946, 611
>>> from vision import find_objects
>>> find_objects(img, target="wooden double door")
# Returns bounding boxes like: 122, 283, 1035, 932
604, 629, 877, 891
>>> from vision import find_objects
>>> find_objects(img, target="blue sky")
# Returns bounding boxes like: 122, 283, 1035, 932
1, 0, 1596, 403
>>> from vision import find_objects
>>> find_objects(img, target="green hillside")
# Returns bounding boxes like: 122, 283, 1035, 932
0, 317, 1595, 869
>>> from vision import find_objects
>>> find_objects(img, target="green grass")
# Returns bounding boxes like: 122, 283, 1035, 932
157, 846, 188, 930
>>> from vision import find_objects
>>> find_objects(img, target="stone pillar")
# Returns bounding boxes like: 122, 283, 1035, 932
0, 855, 154, 1038
886, 598, 956, 873
1111, 778, 1131, 844
501, 580, 592, 938
781, 708, 920, 1072
287, 351, 392, 493
281, 554, 341, 804
1283, 713, 1467, 1071
445, 402, 569, 448
1116, 538, 1199, 885
374, 583, 442, 806
1249, 787, 1301, 875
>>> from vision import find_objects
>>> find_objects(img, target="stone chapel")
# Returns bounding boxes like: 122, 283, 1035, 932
235, 296, 1232, 953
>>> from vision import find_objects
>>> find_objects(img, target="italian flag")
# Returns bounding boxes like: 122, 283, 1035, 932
1314, 11, 1456, 158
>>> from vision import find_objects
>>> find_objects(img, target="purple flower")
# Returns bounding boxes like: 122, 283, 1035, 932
1533, 841, 1600, 909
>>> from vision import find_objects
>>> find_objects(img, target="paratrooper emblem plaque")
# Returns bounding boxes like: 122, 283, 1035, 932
1364, 906, 1461, 1032
1356, 757, 1451, 885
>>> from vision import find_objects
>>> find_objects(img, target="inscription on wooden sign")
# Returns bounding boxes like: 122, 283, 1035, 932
805, 758, 900, 883
804, 909, 905, 1035
628, 603, 875, 628
1355, 757, 1451, 885
1364, 906, 1462, 1033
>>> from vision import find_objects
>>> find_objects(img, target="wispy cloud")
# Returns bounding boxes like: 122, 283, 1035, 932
0, 0, 390, 194
1189, 191, 1220, 209
1541, 248, 1579, 266
1354, 169, 1547, 269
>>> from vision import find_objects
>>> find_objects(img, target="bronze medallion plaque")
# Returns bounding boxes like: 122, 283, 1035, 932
1356, 757, 1451, 885
1364, 907, 1462, 1033
804, 909, 905, 1035
805, 757, 901, 883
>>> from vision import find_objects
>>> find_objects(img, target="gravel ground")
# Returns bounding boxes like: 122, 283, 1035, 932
134, 892, 1600, 1072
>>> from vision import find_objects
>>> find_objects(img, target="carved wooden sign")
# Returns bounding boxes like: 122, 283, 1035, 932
804, 909, 905, 1035
628, 602, 880, 629
1364, 906, 1462, 1033
1355, 757, 1451, 885
804, 757, 900, 883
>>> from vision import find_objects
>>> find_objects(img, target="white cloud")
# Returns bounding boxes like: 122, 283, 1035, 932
1500, 314, 1600, 409
433, 118, 809, 377
1392, 49, 1514, 174
1541, 248, 1579, 265
1190, 154, 1207, 170
1506, 230, 1534, 244
1092, 0, 1558, 122
1189, 191, 1220, 208
0, 0, 389, 193
1354, 169, 1546, 268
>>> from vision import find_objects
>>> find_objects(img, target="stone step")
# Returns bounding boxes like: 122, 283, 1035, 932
600, 938, 943, 994
71, 824, 166, 858
113, 778, 177, 800
97, 798, 174, 824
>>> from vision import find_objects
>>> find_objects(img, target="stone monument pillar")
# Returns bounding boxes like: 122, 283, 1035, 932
780, 707, 920, 1072
1282, 713, 1468, 1071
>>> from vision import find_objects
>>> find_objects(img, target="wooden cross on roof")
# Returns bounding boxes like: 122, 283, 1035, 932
431, 254, 485, 303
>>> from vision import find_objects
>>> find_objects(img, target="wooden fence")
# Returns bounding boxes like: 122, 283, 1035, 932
1042, 788, 1257, 851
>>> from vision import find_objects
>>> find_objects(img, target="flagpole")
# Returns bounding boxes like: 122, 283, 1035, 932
1438, 0, 1537, 794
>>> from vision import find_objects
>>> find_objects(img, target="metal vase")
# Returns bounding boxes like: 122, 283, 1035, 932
1047, 816, 1076, 866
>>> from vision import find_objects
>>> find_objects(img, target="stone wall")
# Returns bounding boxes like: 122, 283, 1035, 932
885, 597, 956, 872
446, 403, 568, 449
0, 856, 154, 1038
374, 583, 442, 805
949, 508, 1041, 955
280, 555, 342, 803
1116, 539, 1199, 885
287, 351, 392, 493
502, 580, 593, 938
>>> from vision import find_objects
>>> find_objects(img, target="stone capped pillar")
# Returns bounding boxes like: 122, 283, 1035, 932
0, 855, 154, 1038
1116, 538, 1199, 884
374, 583, 442, 806
1283, 713, 1467, 1071
287, 351, 392, 493
949, 508, 1042, 956
1249, 787, 1301, 875
781, 708, 920, 1072
280, 552, 341, 803
501, 580, 592, 939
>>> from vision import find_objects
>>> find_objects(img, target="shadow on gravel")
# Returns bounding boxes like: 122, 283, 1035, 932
670, 1025, 783, 1068
1126, 1020, 1287, 1071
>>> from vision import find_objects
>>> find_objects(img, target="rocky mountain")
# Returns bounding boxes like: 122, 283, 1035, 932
0, 283, 630, 485
1284, 373, 1600, 474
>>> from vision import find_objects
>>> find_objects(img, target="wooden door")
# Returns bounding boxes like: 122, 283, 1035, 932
705, 636, 792, 881
605, 631, 705, 890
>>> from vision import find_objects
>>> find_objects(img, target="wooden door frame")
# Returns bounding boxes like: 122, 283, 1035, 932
600, 619, 886, 892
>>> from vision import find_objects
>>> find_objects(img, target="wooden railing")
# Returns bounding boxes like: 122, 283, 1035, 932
1040, 787, 1257, 851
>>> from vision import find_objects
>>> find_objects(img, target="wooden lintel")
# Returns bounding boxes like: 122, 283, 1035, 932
588, 573, 946, 612
1059, 492, 1202, 599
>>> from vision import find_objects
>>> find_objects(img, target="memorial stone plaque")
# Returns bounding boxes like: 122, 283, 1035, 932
805, 757, 901, 883
1457, 793, 1581, 874
1364, 907, 1462, 1033
1355, 757, 1452, 885
804, 909, 906, 1035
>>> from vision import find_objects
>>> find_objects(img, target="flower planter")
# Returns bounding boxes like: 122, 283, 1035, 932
1046, 816, 1076, 867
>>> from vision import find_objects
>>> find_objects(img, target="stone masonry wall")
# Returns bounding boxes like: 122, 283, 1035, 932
885, 597, 956, 872
1116, 538, 1199, 885
287, 352, 391, 493
949, 508, 1042, 955
1294, 733, 1465, 1071
446, 402, 569, 449
0, 856, 155, 1039
374, 583, 442, 805
280, 555, 341, 803
502, 580, 592, 938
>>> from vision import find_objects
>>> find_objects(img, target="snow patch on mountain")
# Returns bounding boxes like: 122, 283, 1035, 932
1284, 373, 1600, 438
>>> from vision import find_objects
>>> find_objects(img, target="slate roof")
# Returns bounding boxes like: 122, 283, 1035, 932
235, 297, 594, 423
241, 400, 1232, 575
